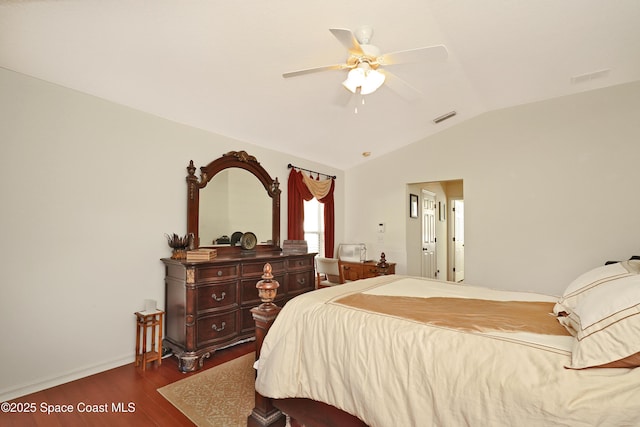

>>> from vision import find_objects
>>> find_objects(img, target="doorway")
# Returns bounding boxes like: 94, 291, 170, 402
406, 180, 464, 281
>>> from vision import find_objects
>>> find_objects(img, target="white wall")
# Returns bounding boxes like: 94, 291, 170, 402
0, 68, 344, 401
3, 64, 639, 401
345, 81, 640, 295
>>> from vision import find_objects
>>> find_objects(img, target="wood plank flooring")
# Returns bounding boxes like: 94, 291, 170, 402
3, 342, 255, 427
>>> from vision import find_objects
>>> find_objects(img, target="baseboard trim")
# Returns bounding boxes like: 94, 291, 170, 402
0, 353, 135, 402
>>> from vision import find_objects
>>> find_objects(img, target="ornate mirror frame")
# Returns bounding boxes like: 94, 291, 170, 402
186, 150, 281, 251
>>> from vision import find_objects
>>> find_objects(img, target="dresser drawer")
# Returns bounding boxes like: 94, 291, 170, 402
196, 264, 239, 282
287, 256, 314, 271
341, 263, 365, 281
363, 265, 382, 279
240, 273, 286, 305
288, 270, 313, 293
196, 281, 238, 312
242, 260, 285, 276
196, 311, 238, 347
240, 306, 255, 335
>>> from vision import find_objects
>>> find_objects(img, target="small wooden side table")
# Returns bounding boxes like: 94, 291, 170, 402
134, 310, 164, 370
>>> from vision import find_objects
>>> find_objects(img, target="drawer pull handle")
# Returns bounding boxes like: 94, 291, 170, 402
217, 270, 223, 277
211, 292, 226, 302
297, 278, 306, 285
211, 322, 226, 332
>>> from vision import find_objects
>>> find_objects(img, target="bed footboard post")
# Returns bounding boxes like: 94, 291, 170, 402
248, 263, 286, 427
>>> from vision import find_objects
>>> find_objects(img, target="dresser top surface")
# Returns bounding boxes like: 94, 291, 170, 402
162, 252, 316, 266
340, 260, 396, 266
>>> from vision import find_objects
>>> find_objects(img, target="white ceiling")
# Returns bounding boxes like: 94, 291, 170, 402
2, 0, 639, 170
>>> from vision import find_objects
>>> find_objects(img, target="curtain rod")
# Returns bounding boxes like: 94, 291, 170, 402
287, 163, 336, 179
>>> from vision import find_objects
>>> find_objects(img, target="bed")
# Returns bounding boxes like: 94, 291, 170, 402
249, 260, 640, 427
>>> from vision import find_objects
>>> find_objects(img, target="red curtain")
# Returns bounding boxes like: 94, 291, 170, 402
319, 179, 335, 258
287, 169, 335, 258
287, 169, 312, 240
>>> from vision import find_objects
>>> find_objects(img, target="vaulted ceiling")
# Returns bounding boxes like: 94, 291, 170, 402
2, 0, 639, 169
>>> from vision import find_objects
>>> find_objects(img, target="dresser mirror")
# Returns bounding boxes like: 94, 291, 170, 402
186, 150, 281, 251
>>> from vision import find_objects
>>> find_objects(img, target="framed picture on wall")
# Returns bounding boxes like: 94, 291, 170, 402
410, 194, 419, 218
439, 201, 446, 221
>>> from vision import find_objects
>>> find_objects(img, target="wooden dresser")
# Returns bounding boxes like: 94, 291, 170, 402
340, 260, 396, 281
162, 252, 316, 371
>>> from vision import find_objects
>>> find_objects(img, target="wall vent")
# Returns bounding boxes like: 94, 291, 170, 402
433, 111, 457, 124
570, 69, 611, 84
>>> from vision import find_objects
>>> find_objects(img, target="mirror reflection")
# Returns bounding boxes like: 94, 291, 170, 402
199, 168, 272, 246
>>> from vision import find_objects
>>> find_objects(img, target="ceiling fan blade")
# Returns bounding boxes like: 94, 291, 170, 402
329, 28, 364, 56
283, 64, 349, 78
382, 70, 423, 102
377, 44, 448, 66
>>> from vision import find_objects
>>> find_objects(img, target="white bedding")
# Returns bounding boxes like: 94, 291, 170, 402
255, 275, 640, 427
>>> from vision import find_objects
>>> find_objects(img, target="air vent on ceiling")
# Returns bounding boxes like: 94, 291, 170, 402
570, 69, 611, 84
433, 111, 457, 124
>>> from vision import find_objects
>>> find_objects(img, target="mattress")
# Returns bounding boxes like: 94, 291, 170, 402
255, 275, 640, 427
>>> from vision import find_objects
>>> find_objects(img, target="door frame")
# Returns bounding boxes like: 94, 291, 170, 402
448, 197, 464, 282
406, 180, 464, 280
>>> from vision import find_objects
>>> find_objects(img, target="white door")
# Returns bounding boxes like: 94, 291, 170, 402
421, 190, 437, 279
452, 199, 465, 282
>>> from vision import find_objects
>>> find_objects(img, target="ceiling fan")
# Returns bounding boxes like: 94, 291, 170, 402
282, 26, 448, 100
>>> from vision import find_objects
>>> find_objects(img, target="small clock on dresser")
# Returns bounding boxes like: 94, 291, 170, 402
240, 231, 257, 250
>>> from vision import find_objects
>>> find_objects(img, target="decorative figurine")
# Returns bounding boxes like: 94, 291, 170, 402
377, 252, 389, 269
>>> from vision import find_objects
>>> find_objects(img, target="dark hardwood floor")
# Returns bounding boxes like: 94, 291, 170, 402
3, 342, 255, 427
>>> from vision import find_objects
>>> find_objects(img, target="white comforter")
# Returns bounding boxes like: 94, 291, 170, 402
255, 275, 640, 427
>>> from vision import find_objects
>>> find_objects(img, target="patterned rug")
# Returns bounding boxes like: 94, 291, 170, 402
158, 352, 256, 427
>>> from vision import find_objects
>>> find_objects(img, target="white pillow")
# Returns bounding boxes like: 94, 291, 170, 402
564, 274, 640, 369
573, 274, 640, 327
553, 260, 640, 317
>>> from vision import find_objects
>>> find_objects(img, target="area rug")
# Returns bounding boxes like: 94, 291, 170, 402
158, 352, 256, 427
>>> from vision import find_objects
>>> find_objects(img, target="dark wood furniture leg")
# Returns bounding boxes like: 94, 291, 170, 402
247, 264, 287, 427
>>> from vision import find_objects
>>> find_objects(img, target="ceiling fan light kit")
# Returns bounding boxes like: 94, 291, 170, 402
342, 67, 365, 92
282, 26, 448, 100
342, 63, 386, 94
360, 69, 385, 95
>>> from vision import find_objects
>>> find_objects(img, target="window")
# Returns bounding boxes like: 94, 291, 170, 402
304, 198, 324, 256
